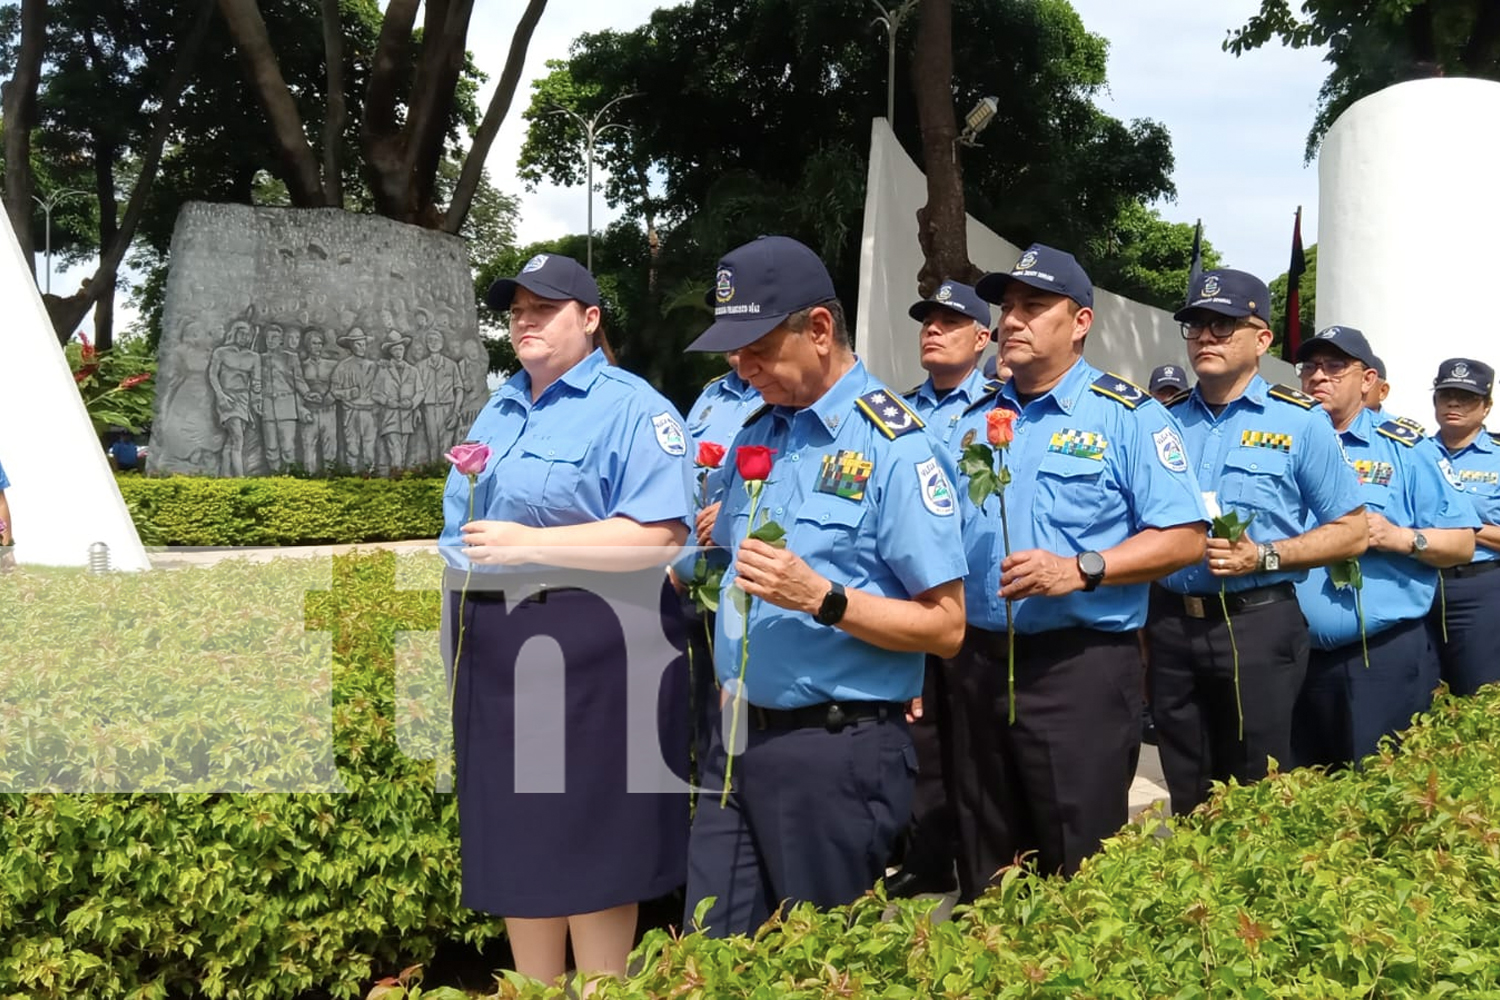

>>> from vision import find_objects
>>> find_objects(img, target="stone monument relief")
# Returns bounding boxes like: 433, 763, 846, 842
152, 203, 491, 476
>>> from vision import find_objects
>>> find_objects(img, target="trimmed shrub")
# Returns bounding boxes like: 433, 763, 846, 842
118, 476, 444, 547
0, 553, 503, 999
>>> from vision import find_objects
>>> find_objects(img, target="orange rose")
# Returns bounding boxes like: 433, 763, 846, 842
986, 407, 1017, 447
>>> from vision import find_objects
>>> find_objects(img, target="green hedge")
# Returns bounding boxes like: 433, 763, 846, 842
475, 688, 1500, 999
0, 553, 503, 999
118, 476, 444, 547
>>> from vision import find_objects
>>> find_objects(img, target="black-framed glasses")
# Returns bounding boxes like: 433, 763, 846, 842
1295, 358, 1360, 378
1179, 316, 1239, 340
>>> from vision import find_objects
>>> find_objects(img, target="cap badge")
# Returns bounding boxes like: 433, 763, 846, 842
1317, 328, 1338, 339
1201, 275, 1221, 297
936, 284, 953, 302
1163, 366, 1174, 377
1015, 249, 1039, 271
1453, 362, 1470, 378
715, 266, 735, 304
521, 254, 549, 274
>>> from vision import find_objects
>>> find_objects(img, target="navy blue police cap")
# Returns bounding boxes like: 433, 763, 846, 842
975, 243, 1094, 310
1174, 268, 1271, 324
1433, 358, 1495, 396
1370, 354, 1386, 380
1148, 364, 1188, 392
485, 252, 600, 311
687, 236, 838, 353
1297, 326, 1378, 370
908, 280, 992, 325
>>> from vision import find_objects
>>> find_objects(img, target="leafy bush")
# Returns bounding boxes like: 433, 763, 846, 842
118, 476, 444, 546
491, 688, 1500, 999
0, 553, 504, 999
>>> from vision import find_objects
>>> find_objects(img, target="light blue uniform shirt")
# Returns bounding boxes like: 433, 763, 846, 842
440, 349, 694, 565
710, 360, 968, 708
952, 359, 1209, 634
1297, 409, 1478, 648
1160, 374, 1362, 595
677, 371, 763, 578
0, 458, 8, 490
902, 369, 999, 448
1434, 429, 1500, 565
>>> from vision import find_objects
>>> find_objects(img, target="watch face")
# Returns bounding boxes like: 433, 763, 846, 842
1079, 551, 1106, 578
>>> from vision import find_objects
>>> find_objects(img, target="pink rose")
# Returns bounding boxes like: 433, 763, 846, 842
444, 441, 492, 477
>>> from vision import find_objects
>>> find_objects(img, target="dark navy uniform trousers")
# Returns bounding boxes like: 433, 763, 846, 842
1431, 563, 1500, 696
897, 655, 958, 884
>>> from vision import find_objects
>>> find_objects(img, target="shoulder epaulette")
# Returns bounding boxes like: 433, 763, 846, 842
1489, 432, 1500, 447
702, 372, 728, 389
962, 380, 1006, 416
1164, 388, 1192, 408
855, 389, 924, 439
742, 403, 773, 427
1376, 419, 1421, 447
1089, 373, 1147, 409
901, 384, 923, 399
1393, 415, 1426, 436
1267, 383, 1317, 409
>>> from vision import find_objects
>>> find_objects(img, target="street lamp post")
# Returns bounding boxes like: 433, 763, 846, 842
31, 188, 88, 295
552, 94, 638, 272
870, 0, 919, 128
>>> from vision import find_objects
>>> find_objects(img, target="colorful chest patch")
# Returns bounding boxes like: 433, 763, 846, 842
1241, 429, 1292, 452
817, 450, 874, 501
1048, 429, 1108, 460
1352, 459, 1395, 487
1459, 469, 1500, 486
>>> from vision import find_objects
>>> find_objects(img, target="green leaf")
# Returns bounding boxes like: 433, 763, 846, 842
748, 519, 786, 547
958, 443, 997, 479
1211, 509, 1256, 542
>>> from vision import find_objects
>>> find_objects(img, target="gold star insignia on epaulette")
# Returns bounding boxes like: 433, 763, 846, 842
1376, 420, 1420, 448
1393, 415, 1426, 436
855, 389, 924, 438
1089, 373, 1146, 408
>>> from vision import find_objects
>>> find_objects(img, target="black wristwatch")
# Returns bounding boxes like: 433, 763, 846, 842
814, 581, 848, 626
1077, 551, 1106, 592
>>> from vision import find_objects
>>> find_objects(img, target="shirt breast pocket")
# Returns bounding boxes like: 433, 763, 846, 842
791, 495, 869, 574
1036, 453, 1108, 528
1218, 448, 1290, 513
1359, 481, 1393, 512
518, 437, 591, 511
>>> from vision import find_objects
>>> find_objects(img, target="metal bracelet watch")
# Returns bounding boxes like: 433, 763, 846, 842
814, 581, 848, 626
1409, 530, 1429, 555
1077, 550, 1106, 592
1257, 542, 1281, 572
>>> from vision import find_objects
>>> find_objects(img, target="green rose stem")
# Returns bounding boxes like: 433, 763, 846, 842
998, 477, 1016, 725
441, 473, 478, 794
1210, 511, 1255, 741
721, 479, 764, 808
1438, 574, 1449, 644
1329, 556, 1368, 669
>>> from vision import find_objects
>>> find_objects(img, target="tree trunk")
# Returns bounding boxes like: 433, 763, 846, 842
910, 0, 975, 295
320, 0, 346, 206
442, 0, 549, 234
92, 140, 119, 351
46, 1, 215, 344
361, 0, 422, 220
2, 0, 48, 275
216, 0, 325, 206
401, 0, 473, 223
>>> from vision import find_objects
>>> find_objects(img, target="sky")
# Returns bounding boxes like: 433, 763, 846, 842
56, 0, 1331, 333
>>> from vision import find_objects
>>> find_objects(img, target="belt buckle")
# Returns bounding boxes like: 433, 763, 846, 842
825, 703, 847, 732
1183, 595, 1206, 619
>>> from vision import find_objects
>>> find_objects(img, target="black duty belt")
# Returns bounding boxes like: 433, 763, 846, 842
1441, 561, 1500, 580
750, 700, 901, 732
1153, 582, 1297, 622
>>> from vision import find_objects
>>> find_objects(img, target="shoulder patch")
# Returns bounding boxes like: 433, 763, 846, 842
742, 403, 774, 427
1376, 419, 1420, 448
1089, 373, 1147, 409
1267, 383, 1317, 409
651, 412, 687, 456
855, 389, 924, 439
1393, 414, 1426, 436
1490, 432, 1500, 447
962, 383, 1005, 416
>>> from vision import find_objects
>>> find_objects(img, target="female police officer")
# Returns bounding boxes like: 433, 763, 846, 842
441, 253, 694, 990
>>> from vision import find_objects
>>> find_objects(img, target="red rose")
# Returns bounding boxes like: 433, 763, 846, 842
696, 441, 727, 468
987, 407, 1017, 447
735, 445, 776, 482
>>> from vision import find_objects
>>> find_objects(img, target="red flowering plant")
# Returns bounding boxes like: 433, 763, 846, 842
959, 407, 1021, 722
65, 331, 157, 435
720, 444, 787, 805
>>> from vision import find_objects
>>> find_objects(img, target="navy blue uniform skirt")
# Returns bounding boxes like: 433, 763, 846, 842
451, 573, 691, 917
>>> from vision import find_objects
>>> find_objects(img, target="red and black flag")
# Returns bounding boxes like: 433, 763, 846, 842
1281, 207, 1306, 362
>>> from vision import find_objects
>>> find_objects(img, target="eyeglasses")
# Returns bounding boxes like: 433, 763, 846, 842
1179, 316, 1246, 340
1295, 358, 1361, 378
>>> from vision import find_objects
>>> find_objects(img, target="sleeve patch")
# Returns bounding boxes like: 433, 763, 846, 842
916, 457, 956, 516
1154, 426, 1189, 472
651, 412, 687, 455
1376, 419, 1420, 448
1089, 373, 1146, 408
856, 390, 925, 439
1268, 383, 1317, 409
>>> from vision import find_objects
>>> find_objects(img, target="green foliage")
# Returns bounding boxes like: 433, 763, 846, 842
1211, 509, 1255, 543
1087, 203, 1224, 311
490, 685, 1500, 998
959, 442, 1012, 512
117, 476, 443, 547
1226, 0, 1500, 160
1269, 243, 1319, 352
63, 335, 157, 434
0, 552, 505, 998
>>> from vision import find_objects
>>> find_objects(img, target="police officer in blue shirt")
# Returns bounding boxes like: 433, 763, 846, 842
885, 279, 995, 899
1290, 328, 1476, 768
441, 252, 695, 987
1428, 358, 1500, 695
1148, 269, 1367, 815
940, 243, 1208, 895
0, 456, 13, 571
680, 235, 968, 938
